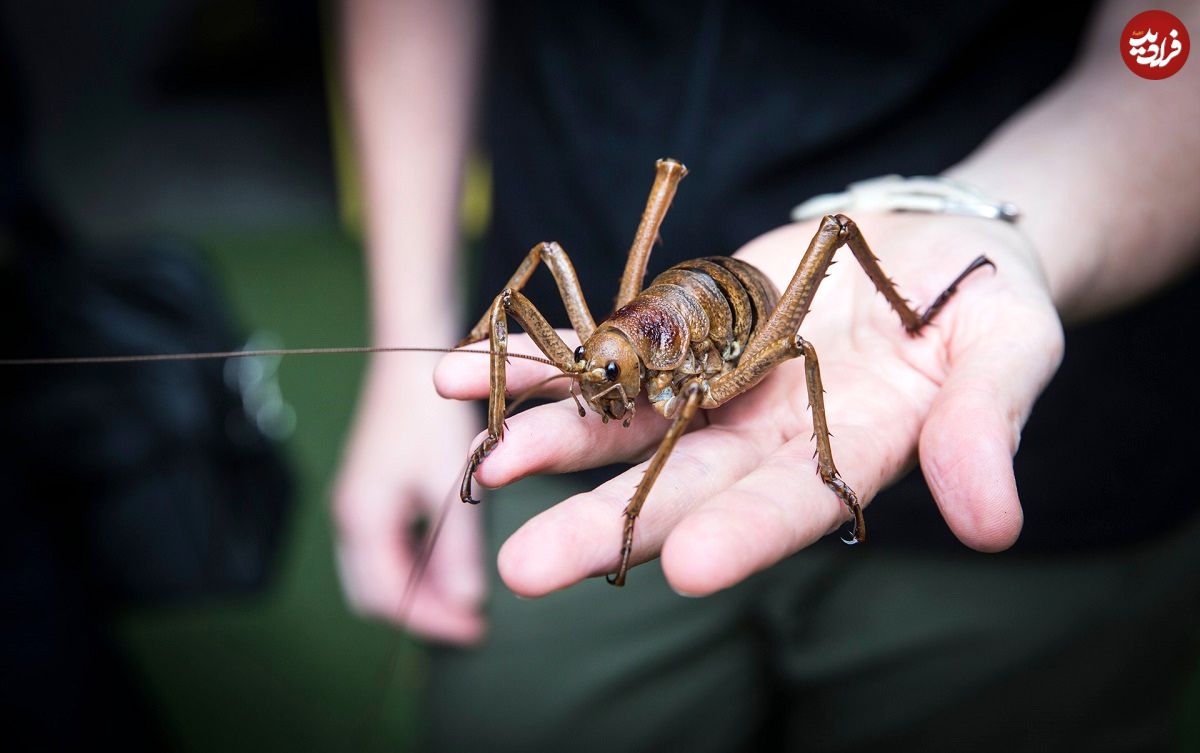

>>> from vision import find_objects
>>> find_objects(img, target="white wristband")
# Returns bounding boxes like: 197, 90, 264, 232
791, 175, 1020, 224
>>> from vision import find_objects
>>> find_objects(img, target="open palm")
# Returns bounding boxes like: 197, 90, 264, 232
436, 213, 1063, 598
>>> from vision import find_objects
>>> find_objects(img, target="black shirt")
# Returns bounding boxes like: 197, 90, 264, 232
478, 0, 1199, 551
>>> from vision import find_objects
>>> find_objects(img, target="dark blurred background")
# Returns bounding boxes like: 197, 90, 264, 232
5, 0, 334, 237
1, 1, 423, 750
0, 1, 1197, 751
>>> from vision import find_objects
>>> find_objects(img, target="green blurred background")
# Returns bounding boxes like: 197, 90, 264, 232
4, 1, 1196, 750
118, 228, 427, 752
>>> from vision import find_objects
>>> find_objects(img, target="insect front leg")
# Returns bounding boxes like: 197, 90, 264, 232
608, 380, 704, 587
460, 288, 578, 504
460, 241, 597, 347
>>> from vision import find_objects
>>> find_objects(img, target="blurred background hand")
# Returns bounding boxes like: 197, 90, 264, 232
334, 356, 486, 644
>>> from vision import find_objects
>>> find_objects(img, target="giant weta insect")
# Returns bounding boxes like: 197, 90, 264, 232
456, 158, 991, 586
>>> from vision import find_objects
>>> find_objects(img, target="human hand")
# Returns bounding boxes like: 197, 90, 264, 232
435, 213, 1063, 597
333, 356, 486, 644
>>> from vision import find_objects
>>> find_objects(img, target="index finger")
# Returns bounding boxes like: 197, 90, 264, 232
496, 423, 770, 597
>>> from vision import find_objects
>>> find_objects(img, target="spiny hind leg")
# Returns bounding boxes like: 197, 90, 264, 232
912, 255, 995, 330
744, 214, 993, 362
837, 214, 993, 334
705, 334, 863, 543
794, 336, 864, 544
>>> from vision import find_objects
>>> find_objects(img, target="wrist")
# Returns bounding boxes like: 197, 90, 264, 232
940, 160, 1097, 321
787, 174, 1053, 297
364, 233, 464, 347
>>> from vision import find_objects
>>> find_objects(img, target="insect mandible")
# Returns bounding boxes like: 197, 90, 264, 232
456, 158, 993, 586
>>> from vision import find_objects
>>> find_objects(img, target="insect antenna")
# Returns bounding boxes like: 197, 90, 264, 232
349, 369, 572, 751
2, 342, 561, 750
347, 458, 467, 753
0, 345, 559, 367
504, 372, 580, 416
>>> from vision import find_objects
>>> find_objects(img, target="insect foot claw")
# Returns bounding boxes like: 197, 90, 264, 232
460, 435, 500, 505
459, 476, 483, 504
838, 506, 866, 545
840, 507, 868, 545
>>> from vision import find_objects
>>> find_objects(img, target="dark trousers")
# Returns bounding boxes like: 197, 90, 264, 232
425, 476, 1200, 752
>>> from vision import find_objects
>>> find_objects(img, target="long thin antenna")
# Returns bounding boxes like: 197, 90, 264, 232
5, 340, 568, 750
349, 461, 467, 753
348, 370, 579, 751
0, 345, 558, 368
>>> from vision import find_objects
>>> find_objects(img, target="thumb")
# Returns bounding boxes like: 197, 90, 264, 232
396, 476, 487, 646
425, 491, 488, 610
919, 313, 1063, 552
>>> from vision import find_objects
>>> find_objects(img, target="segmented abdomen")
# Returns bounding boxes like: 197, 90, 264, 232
600, 256, 780, 372
650, 256, 780, 359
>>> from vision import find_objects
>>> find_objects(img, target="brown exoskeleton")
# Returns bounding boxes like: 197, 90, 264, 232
457, 158, 992, 586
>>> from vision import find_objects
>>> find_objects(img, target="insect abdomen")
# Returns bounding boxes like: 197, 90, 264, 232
657, 257, 780, 361
601, 256, 781, 371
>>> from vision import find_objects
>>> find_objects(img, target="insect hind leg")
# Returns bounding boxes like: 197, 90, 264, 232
794, 335, 864, 544
837, 215, 993, 335
705, 334, 865, 544
913, 255, 995, 331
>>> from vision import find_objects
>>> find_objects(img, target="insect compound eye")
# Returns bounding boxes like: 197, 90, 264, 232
573, 346, 586, 363
605, 361, 620, 381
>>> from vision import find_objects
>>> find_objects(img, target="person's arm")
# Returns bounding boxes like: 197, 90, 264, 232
949, 0, 1200, 322
333, 0, 487, 643
434, 0, 1199, 597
